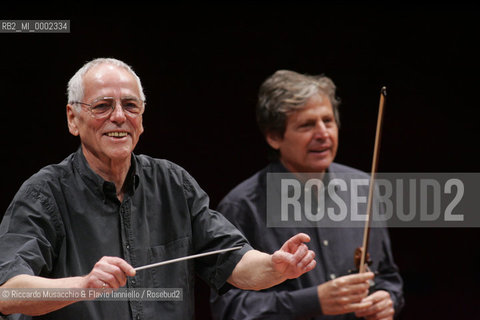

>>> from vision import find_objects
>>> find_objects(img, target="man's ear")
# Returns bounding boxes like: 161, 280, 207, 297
66, 104, 79, 136
265, 131, 283, 150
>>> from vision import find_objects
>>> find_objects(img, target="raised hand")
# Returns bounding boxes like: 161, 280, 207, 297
271, 233, 317, 279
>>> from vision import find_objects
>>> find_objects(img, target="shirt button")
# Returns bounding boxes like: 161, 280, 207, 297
323, 240, 329, 246
126, 244, 130, 249
136, 315, 141, 320
131, 279, 136, 285
330, 273, 336, 280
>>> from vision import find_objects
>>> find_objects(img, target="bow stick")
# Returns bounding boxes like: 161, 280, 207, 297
358, 87, 387, 274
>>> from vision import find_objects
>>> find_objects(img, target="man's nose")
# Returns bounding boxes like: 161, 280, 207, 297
313, 121, 329, 139
109, 101, 127, 122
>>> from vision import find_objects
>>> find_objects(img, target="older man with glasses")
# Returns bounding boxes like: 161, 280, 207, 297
0, 58, 316, 320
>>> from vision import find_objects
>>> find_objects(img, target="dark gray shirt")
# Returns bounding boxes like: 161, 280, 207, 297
210, 161, 404, 320
0, 148, 251, 320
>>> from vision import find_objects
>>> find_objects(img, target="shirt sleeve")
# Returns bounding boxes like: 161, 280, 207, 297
370, 228, 405, 314
180, 169, 253, 294
210, 199, 323, 319
0, 182, 63, 286
210, 285, 322, 320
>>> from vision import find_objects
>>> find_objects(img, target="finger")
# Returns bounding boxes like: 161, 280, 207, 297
97, 263, 128, 288
346, 282, 371, 296
338, 272, 374, 285
361, 290, 390, 303
374, 306, 395, 319
330, 274, 372, 293
94, 258, 127, 286
296, 249, 315, 269
276, 243, 307, 266
283, 233, 311, 251
92, 257, 135, 288
336, 291, 370, 305
97, 279, 108, 288
356, 295, 393, 317
342, 300, 374, 313
92, 269, 122, 289
103, 256, 136, 277
271, 250, 294, 267
364, 307, 394, 320
343, 287, 370, 302
303, 258, 316, 272
291, 243, 309, 265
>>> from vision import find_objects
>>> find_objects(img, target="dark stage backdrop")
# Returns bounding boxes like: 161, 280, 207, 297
1, 3, 479, 319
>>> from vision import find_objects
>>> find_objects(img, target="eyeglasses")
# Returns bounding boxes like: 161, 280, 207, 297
71, 96, 145, 119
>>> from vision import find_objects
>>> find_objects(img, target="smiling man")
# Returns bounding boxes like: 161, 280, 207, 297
0, 59, 316, 319
210, 70, 404, 319
67, 62, 145, 201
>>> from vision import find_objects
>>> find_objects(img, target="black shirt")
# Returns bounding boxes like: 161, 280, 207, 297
0, 148, 251, 319
210, 161, 404, 320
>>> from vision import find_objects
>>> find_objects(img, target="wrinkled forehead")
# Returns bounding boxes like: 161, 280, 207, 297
83, 63, 141, 100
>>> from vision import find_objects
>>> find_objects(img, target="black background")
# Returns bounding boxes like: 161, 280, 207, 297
1, 2, 480, 319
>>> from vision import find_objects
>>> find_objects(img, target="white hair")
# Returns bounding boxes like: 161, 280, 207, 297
67, 58, 146, 108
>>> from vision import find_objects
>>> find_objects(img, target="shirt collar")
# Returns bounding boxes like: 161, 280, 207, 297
267, 161, 340, 189
124, 155, 140, 194
268, 160, 333, 175
73, 147, 140, 197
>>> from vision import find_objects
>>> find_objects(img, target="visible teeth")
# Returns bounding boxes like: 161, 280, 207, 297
107, 132, 127, 137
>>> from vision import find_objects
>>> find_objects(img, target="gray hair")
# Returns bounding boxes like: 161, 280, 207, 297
256, 70, 340, 137
67, 58, 146, 107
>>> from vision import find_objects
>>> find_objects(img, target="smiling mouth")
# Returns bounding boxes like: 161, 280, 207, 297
106, 132, 128, 137
309, 148, 329, 153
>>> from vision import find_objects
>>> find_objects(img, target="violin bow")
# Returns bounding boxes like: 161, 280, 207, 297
359, 87, 387, 274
